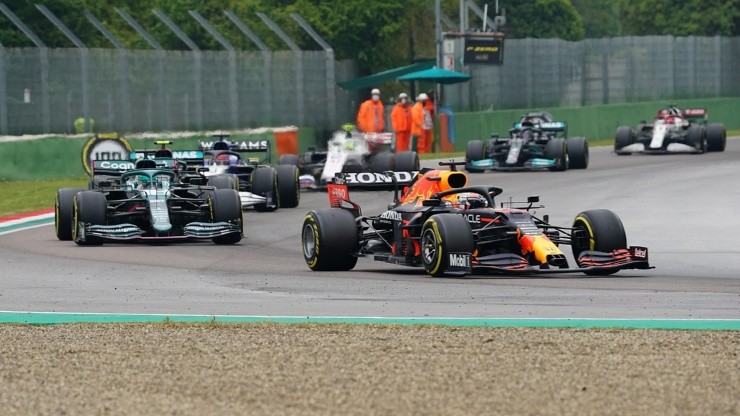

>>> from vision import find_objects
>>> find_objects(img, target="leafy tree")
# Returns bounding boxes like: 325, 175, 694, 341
619, 0, 738, 36
571, 0, 621, 37
500, 0, 585, 40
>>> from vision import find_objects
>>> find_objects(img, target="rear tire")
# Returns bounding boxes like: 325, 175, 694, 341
420, 214, 474, 277
276, 164, 300, 208
252, 167, 278, 212
465, 140, 486, 173
706, 123, 726, 152
369, 152, 395, 173
55, 188, 85, 241
614, 126, 633, 154
572, 209, 627, 275
545, 138, 568, 171
73, 191, 107, 246
210, 189, 243, 244
302, 209, 359, 271
566, 136, 589, 169
395, 151, 420, 171
278, 154, 300, 166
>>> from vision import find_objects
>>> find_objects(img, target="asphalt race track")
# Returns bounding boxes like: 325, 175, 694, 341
1, 140, 739, 319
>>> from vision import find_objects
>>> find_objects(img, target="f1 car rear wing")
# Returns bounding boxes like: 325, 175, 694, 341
198, 134, 272, 164
512, 121, 567, 132
680, 108, 708, 123
336, 171, 419, 190
91, 159, 136, 176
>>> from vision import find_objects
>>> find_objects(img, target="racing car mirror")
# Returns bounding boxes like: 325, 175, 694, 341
528, 196, 540, 203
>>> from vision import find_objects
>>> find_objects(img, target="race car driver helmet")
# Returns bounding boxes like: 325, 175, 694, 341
137, 174, 151, 189
214, 153, 238, 166
450, 192, 487, 209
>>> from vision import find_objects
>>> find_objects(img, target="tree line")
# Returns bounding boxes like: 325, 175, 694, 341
0, 0, 737, 75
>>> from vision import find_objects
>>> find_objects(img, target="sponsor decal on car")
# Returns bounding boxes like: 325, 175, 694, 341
447, 253, 472, 273
380, 211, 403, 221
93, 160, 135, 171
343, 171, 418, 185
630, 246, 648, 260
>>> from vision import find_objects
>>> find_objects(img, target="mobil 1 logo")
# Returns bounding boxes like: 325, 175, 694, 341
447, 252, 472, 274
81, 133, 132, 175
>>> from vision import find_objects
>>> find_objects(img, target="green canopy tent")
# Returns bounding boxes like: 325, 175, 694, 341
337, 61, 436, 91
396, 67, 471, 84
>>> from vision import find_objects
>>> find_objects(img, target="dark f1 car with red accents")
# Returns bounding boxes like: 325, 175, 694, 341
614, 105, 726, 154
465, 111, 589, 172
301, 161, 651, 277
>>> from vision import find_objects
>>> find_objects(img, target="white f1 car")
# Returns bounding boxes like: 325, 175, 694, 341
614, 105, 726, 154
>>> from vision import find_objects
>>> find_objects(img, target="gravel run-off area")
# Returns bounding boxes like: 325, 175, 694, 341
0, 323, 737, 415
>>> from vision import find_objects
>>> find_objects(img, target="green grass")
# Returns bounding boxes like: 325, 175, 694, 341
0, 177, 88, 217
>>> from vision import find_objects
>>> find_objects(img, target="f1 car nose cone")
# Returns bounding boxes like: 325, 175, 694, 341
153, 223, 172, 234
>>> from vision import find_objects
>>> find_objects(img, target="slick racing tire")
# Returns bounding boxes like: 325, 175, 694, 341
369, 152, 395, 173
420, 214, 474, 277
55, 187, 85, 241
209, 174, 239, 191
685, 124, 706, 153
276, 164, 300, 209
465, 140, 486, 173
395, 151, 420, 172
210, 189, 243, 245
706, 123, 726, 152
252, 167, 278, 212
614, 126, 634, 154
572, 209, 627, 276
278, 154, 300, 166
302, 209, 359, 271
566, 137, 589, 169
544, 138, 568, 171
73, 191, 107, 246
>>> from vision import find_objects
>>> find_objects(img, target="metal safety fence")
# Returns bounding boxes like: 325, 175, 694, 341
0, 47, 358, 135
446, 36, 740, 112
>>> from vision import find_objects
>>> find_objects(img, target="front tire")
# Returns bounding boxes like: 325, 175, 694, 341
210, 189, 243, 244
420, 214, 474, 277
465, 140, 486, 173
73, 191, 107, 246
572, 209, 628, 275
566, 137, 589, 169
685, 124, 705, 153
545, 138, 568, 171
706, 123, 726, 152
302, 209, 359, 271
251, 167, 278, 212
276, 164, 300, 208
55, 187, 85, 241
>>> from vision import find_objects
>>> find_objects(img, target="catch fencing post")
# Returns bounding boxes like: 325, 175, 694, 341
225, 11, 272, 125
290, 12, 335, 126
115, 8, 165, 132
189, 10, 239, 129
36, 4, 90, 133
0, 3, 50, 132
0, 42, 6, 134
84, 9, 131, 133
153, 9, 201, 130
257, 12, 304, 127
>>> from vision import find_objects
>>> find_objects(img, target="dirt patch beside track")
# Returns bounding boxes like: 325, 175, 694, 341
0, 324, 737, 415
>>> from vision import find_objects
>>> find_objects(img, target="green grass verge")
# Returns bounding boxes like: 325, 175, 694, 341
0, 177, 88, 217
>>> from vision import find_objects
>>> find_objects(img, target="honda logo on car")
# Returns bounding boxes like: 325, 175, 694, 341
449, 253, 470, 268
380, 211, 402, 221
344, 171, 419, 184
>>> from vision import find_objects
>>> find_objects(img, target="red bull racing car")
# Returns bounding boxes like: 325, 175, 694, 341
301, 162, 651, 277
